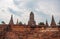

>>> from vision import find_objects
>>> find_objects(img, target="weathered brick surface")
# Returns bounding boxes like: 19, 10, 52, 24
0, 26, 60, 39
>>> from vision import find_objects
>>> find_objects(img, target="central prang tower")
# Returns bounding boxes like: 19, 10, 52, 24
28, 12, 36, 27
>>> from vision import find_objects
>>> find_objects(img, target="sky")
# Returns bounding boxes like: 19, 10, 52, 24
0, 0, 60, 25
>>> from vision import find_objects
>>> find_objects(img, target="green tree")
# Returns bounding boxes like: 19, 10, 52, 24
19, 21, 23, 25
38, 22, 45, 25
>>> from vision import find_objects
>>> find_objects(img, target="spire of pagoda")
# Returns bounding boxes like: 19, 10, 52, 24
30, 11, 34, 21
30, 12, 34, 15
46, 19, 49, 26
9, 15, 14, 25
16, 19, 18, 24
50, 15, 56, 26
28, 11, 36, 27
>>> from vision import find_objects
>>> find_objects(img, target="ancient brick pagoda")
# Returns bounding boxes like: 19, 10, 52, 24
0, 12, 60, 39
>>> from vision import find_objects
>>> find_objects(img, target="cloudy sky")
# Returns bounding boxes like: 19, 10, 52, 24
0, 0, 60, 25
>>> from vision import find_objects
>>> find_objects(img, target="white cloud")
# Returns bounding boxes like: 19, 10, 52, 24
35, 0, 60, 17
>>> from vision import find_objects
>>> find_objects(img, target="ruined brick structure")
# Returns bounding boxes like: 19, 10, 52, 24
0, 12, 60, 39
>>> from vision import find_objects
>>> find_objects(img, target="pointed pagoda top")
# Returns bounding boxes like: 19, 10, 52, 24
46, 19, 49, 26
9, 15, 14, 25
50, 15, 56, 26
30, 11, 34, 15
